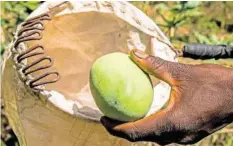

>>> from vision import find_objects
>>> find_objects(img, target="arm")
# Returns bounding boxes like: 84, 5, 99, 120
183, 43, 233, 59
101, 49, 233, 145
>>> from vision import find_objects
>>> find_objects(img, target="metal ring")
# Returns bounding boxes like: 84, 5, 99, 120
29, 72, 60, 90
17, 45, 44, 63
15, 30, 43, 48
22, 56, 53, 76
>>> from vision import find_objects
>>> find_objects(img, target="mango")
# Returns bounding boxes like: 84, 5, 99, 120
90, 52, 153, 122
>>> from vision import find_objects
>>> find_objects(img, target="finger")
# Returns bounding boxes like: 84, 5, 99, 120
130, 49, 183, 85
101, 95, 176, 143
100, 116, 137, 141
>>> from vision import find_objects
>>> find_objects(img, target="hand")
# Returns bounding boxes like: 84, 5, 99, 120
101, 49, 233, 145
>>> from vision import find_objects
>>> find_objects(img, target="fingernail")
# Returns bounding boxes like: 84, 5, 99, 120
131, 49, 148, 59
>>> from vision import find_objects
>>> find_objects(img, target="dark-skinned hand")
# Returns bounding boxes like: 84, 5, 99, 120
101, 49, 233, 145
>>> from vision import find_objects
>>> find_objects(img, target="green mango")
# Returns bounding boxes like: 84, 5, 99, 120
90, 52, 153, 122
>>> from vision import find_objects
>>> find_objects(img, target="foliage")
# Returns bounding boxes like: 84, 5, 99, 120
1, 1, 40, 55
132, 2, 233, 46
155, 1, 202, 39
193, 32, 233, 45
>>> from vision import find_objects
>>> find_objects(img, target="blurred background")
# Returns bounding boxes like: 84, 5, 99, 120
1, 1, 233, 146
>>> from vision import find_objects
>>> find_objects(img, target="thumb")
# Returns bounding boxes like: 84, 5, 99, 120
130, 49, 182, 86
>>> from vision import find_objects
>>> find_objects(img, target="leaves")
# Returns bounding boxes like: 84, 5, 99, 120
22, 1, 40, 10
194, 31, 233, 45
132, 2, 233, 44
1, 1, 40, 55
1, 140, 7, 146
183, 1, 200, 9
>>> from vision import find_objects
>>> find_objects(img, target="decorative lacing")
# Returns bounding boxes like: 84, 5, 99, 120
11, 2, 71, 91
